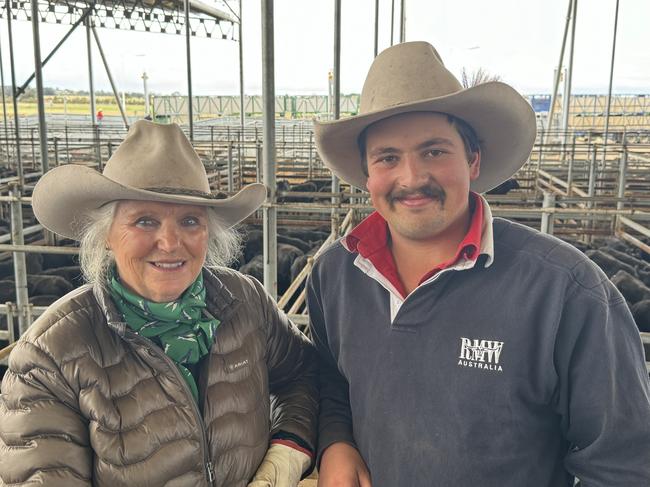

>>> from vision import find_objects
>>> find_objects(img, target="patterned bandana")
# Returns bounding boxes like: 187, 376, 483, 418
107, 267, 220, 402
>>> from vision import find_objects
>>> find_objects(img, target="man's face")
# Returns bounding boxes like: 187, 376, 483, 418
365, 112, 481, 244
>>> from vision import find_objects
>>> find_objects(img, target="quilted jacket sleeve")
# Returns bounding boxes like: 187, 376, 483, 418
0, 338, 92, 487
249, 277, 319, 455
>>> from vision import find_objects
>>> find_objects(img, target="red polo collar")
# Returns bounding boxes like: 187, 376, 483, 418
345, 192, 484, 298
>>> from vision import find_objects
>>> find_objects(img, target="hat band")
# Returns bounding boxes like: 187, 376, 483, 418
145, 187, 228, 200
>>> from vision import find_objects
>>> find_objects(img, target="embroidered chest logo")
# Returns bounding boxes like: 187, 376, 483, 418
458, 337, 504, 372
229, 359, 249, 372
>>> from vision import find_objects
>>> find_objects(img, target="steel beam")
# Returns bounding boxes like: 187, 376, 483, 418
331, 0, 341, 237
86, 19, 96, 126
602, 0, 620, 159
9, 184, 29, 336
0, 33, 9, 164
185, 0, 194, 140
238, 0, 245, 141
545, 0, 572, 140
261, 0, 277, 299
30, 0, 49, 176
91, 27, 129, 129
6, 0, 23, 186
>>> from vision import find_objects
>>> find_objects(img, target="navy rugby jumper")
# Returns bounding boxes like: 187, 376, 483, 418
308, 217, 650, 487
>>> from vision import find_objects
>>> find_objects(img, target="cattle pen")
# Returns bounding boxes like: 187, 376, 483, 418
1, 119, 650, 370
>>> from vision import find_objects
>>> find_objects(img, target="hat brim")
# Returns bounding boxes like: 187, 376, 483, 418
32, 164, 267, 240
314, 81, 536, 193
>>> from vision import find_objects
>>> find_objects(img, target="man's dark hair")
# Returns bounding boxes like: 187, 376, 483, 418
357, 113, 481, 176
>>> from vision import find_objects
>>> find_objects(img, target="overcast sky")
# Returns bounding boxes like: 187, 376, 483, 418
3, 0, 649, 96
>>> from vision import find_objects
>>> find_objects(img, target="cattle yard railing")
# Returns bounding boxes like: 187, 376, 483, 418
2, 123, 650, 368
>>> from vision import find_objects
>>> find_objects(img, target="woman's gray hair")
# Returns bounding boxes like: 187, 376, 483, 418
78, 202, 242, 288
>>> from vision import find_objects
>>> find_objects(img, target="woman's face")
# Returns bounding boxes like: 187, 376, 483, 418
106, 200, 209, 302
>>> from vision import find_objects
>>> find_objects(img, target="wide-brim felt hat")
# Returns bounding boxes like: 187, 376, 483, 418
32, 120, 267, 240
314, 41, 537, 193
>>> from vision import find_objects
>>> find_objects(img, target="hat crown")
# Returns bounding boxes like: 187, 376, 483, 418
359, 41, 463, 114
103, 120, 210, 194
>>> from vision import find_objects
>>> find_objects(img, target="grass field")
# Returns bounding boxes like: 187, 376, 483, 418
1, 96, 146, 118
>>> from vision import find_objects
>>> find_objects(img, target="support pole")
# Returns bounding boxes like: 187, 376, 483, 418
602, 0, 620, 161
566, 134, 575, 196
561, 0, 577, 144
541, 191, 555, 235
30, 0, 49, 175
91, 27, 129, 129
238, 0, 245, 142
261, 0, 277, 299
390, 0, 395, 46
331, 0, 341, 238
142, 72, 150, 117
616, 144, 627, 212
185, 0, 194, 140
86, 18, 96, 126
399, 0, 405, 43
587, 144, 597, 208
227, 141, 234, 192
374, 0, 379, 57
544, 0, 573, 143
9, 184, 29, 336
6, 0, 23, 187
0, 33, 10, 164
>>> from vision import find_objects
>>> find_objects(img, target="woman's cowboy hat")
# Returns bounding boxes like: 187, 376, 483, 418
314, 41, 537, 193
32, 120, 266, 240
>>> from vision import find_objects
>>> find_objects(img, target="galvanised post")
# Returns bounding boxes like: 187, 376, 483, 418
9, 184, 29, 336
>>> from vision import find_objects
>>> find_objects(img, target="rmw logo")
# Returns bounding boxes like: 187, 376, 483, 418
458, 337, 504, 372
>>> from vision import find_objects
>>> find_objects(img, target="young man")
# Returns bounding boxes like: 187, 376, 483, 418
308, 41, 650, 487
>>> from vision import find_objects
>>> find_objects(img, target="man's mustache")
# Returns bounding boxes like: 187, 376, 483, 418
388, 184, 446, 205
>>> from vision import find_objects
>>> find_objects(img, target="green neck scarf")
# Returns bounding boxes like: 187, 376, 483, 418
107, 268, 220, 402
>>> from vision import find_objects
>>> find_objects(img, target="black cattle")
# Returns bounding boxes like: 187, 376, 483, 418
284, 229, 330, 245
632, 300, 650, 333
585, 250, 637, 278
277, 244, 304, 294
594, 237, 632, 254
277, 180, 319, 203
0, 253, 44, 279
0, 274, 72, 301
290, 247, 318, 283
278, 234, 312, 253
610, 270, 650, 305
41, 266, 84, 287
242, 230, 264, 264
239, 254, 264, 284
605, 248, 650, 273
28, 275, 74, 298
41, 252, 79, 270
0, 279, 16, 302
486, 178, 520, 195
30, 295, 62, 306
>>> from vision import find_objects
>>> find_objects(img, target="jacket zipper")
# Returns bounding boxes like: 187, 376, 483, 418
128, 332, 215, 486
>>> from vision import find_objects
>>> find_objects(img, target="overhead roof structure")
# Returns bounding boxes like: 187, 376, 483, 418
1, 0, 237, 38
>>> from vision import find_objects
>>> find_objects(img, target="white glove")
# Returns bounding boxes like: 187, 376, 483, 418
247, 443, 312, 487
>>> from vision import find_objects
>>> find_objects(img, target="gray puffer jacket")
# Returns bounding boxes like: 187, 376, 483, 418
0, 267, 318, 487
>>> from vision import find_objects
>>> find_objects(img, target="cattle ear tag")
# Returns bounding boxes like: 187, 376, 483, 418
229, 359, 250, 372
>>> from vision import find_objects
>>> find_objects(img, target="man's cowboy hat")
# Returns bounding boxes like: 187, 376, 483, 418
314, 41, 536, 193
32, 120, 266, 240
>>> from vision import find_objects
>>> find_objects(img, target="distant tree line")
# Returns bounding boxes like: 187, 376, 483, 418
1, 86, 146, 100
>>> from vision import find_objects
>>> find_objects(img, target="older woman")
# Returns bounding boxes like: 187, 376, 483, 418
0, 121, 317, 487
